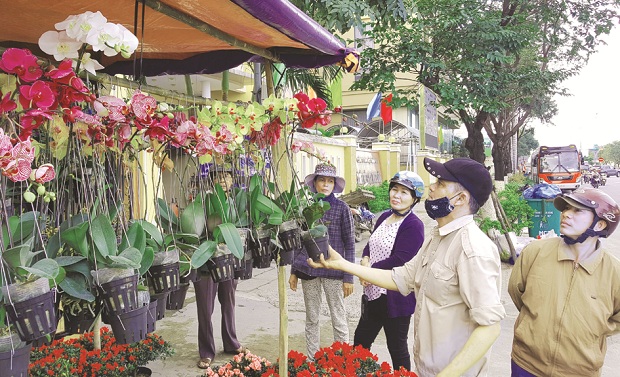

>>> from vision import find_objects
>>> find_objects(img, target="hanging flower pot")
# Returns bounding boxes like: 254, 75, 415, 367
98, 273, 139, 317
275, 248, 294, 266
235, 259, 254, 280
150, 292, 169, 320
148, 261, 180, 294
180, 268, 200, 284
5, 289, 58, 343
206, 245, 235, 283
146, 298, 158, 334
250, 228, 272, 269
0, 341, 31, 377
166, 283, 190, 310
278, 220, 301, 253
109, 304, 149, 345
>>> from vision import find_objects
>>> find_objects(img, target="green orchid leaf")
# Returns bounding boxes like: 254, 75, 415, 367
156, 198, 179, 230
12, 211, 39, 242
45, 231, 61, 259
90, 214, 117, 258
139, 246, 155, 276
61, 222, 90, 257
106, 247, 142, 269
119, 222, 146, 253
59, 272, 96, 301
180, 197, 206, 237
2, 244, 34, 271
215, 223, 244, 259
135, 220, 163, 247
20, 258, 61, 280
191, 240, 217, 269
56, 256, 91, 283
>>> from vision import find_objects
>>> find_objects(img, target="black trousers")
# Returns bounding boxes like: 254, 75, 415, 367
353, 294, 412, 371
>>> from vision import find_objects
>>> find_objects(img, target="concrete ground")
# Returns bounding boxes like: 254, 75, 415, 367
146, 204, 620, 376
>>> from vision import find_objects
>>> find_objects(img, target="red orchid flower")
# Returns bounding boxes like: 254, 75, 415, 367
0, 48, 42, 82
19, 109, 54, 140
0, 90, 17, 114
18, 80, 55, 109
45, 59, 74, 80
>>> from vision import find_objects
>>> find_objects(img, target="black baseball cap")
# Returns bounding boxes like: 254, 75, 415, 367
423, 157, 493, 206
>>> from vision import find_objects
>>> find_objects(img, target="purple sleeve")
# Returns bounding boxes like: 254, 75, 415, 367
371, 214, 424, 270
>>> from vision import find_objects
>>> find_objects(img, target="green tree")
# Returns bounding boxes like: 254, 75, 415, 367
350, 0, 618, 179
599, 141, 620, 165
452, 136, 470, 158
517, 128, 539, 158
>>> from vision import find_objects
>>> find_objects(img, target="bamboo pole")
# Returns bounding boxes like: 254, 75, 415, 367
144, 0, 281, 63
265, 60, 289, 377
491, 189, 518, 262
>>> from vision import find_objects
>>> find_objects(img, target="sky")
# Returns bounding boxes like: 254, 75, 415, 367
533, 27, 620, 152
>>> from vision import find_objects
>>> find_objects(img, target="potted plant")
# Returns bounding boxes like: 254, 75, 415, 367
301, 193, 331, 262
0, 210, 65, 343
248, 174, 283, 268
273, 180, 309, 265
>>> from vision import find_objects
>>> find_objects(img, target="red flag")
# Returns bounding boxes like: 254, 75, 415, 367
381, 94, 393, 123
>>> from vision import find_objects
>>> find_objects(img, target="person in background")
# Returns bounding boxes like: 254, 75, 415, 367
195, 168, 247, 369
355, 171, 425, 371
289, 162, 355, 360
308, 157, 506, 377
509, 188, 620, 377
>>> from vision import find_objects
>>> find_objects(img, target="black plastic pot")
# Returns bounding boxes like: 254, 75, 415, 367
302, 235, 329, 262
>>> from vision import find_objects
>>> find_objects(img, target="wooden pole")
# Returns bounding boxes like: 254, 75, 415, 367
491, 190, 518, 262
265, 60, 288, 377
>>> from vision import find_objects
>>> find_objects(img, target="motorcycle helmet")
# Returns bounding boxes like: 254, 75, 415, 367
554, 188, 620, 237
389, 171, 425, 199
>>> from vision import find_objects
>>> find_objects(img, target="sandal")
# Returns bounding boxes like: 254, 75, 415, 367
197, 358, 212, 369
225, 345, 249, 355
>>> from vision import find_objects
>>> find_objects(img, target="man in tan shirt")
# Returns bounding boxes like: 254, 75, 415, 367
509, 188, 620, 376
309, 157, 506, 376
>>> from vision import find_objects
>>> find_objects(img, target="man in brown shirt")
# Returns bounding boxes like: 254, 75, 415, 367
509, 188, 620, 376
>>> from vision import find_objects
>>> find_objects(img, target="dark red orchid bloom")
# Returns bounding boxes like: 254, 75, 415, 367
18, 80, 55, 110
0, 91, 17, 114
144, 116, 173, 142
45, 59, 74, 80
19, 109, 53, 140
62, 106, 84, 123
0, 48, 42, 83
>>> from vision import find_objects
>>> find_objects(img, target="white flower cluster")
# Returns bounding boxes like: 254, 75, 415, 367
38, 11, 139, 75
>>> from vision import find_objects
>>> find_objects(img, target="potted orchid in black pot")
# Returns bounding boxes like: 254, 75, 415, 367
301, 193, 331, 262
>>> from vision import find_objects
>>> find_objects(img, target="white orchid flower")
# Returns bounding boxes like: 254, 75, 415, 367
116, 25, 139, 59
72, 52, 104, 75
38, 31, 82, 61
86, 22, 122, 56
56, 11, 107, 43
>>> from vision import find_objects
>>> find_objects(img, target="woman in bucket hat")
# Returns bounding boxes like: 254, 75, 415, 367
509, 188, 620, 376
354, 171, 425, 371
289, 162, 355, 360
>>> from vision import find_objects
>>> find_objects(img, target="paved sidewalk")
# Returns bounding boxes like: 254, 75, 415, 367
147, 204, 620, 376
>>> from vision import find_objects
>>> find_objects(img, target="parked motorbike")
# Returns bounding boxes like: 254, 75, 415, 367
350, 205, 375, 242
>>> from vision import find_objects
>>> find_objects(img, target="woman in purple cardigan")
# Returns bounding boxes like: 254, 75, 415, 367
354, 171, 425, 371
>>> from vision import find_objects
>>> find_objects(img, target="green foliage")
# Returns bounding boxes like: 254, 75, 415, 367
517, 128, 539, 158
351, 0, 618, 178
363, 181, 391, 213
599, 140, 620, 165
477, 217, 503, 234
302, 193, 331, 238
498, 182, 534, 234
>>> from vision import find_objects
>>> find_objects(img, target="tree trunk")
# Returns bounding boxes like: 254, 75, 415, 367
462, 111, 489, 164
491, 138, 512, 180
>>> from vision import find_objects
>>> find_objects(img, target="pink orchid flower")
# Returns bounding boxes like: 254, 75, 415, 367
0, 90, 17, 114
19, 80, 56, 110
31, 164, 56, 183
0, 48, 43, 82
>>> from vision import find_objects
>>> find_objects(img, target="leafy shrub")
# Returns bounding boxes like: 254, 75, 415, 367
498, 182, 534, 234
363, 181, 391, 213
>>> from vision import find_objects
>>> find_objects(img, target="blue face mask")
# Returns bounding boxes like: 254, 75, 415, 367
424, 193, 462, 220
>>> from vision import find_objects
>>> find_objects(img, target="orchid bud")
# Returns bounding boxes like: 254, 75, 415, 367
37, 185, 46, 196
23, 191, 36, 203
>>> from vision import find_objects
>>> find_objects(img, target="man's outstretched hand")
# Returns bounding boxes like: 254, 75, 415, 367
307, 245, 345, 270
